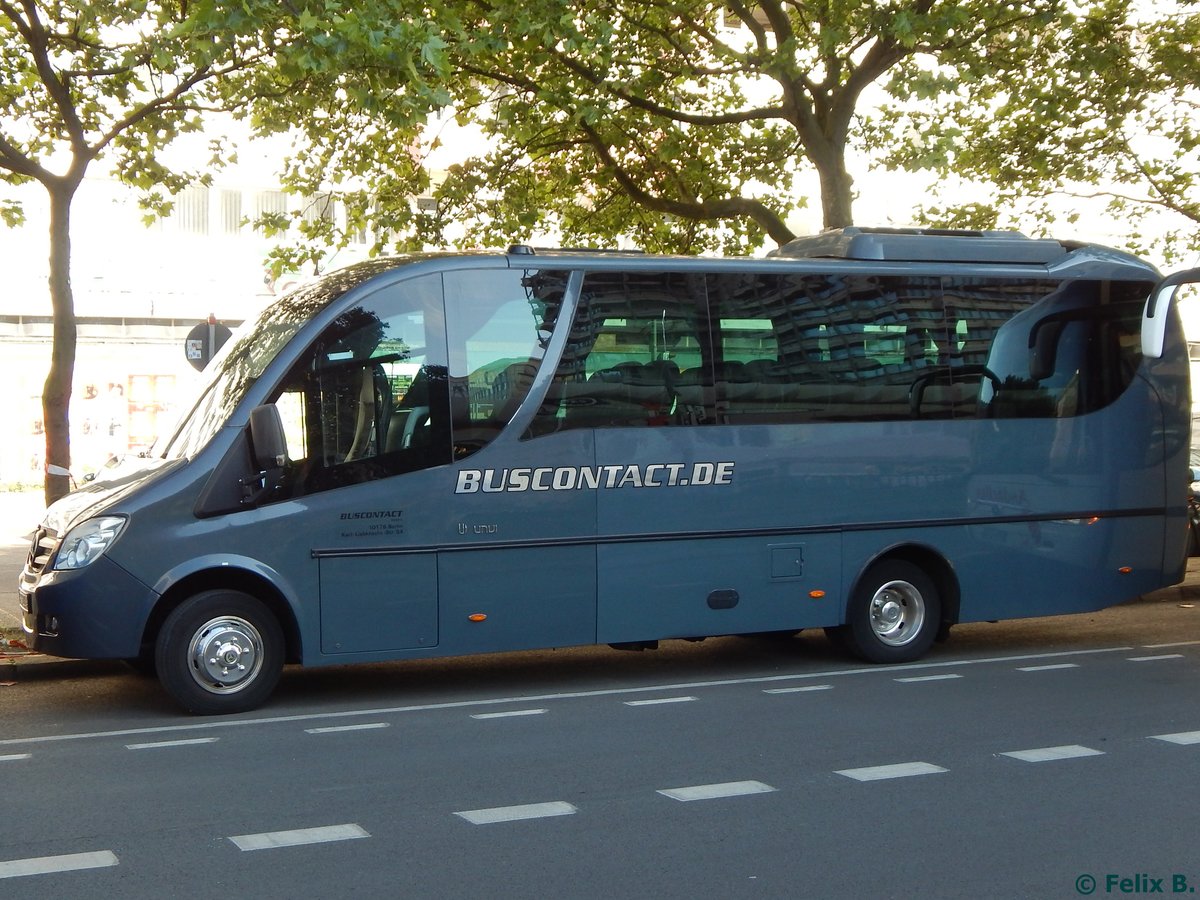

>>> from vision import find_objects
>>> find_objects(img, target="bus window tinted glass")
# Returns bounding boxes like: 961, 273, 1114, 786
445, 268, 567, 457
270, 273, 451, 498
972, 278, 1148, 418
706, 273, 953, 422
532, 271, 708, 432
526, 270, 1150, 433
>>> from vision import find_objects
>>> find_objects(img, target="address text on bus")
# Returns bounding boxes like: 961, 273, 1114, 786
455, 462, 735, 494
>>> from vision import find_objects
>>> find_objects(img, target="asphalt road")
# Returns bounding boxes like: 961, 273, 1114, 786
2, 589, 1198, 898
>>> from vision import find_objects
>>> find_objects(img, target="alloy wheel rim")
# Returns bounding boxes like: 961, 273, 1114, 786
868, 579, 925, 646
187, 615, 265, 694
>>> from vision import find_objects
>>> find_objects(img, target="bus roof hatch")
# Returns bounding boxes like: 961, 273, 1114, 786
770, 227, 1068, 265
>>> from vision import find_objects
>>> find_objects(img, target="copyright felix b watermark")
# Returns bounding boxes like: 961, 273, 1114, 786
1076, 874, 1197, 895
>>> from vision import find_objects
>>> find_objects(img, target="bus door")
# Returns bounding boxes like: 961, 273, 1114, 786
264, 266, 595, 658
263, 272, 450, 656
437, 267, 598, 655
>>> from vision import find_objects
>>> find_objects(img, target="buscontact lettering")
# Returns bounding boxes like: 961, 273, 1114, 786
455, 462, 735, 494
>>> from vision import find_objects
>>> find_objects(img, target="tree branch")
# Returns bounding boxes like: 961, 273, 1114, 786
546, 50, 785, 127
12, 0, 89, 158
1123, 143, 1200, 223
579, 121, 795, 245
0, 131, 52, 182
94, 48, 275, 154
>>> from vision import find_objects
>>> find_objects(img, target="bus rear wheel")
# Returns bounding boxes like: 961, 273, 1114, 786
155, 589, 284, 715
830, 560, 940, 664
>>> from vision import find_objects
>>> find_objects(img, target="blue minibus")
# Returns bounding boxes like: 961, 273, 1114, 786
18, 228, 1200, 713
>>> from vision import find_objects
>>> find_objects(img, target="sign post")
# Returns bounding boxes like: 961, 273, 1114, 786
185, 314, 232, 371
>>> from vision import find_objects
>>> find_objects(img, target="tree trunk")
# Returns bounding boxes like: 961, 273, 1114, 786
43, 181, 78, 506
817, 158, 855, 231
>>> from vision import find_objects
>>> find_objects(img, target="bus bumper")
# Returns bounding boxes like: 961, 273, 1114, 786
19, 556, 158, 660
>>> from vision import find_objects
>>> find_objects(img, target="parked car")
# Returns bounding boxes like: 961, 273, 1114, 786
1189, 467, 1200, 557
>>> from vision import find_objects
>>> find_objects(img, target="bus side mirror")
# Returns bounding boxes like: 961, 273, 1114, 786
1143, 268, 1200, 359
248, 405, 288, 470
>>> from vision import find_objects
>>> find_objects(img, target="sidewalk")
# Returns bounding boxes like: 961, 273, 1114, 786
1, 489, 45, 664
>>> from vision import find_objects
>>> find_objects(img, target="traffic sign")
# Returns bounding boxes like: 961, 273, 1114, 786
185, 316, 232, 371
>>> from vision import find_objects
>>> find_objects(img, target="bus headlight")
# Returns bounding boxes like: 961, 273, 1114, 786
54, 516, 128, 571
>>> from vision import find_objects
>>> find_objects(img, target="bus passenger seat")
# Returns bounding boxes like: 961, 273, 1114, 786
386, 366, 434, 452
344, 366, 379, 461
560, 368, 634, 426
626, 361, 676, 424
559, 361, 677, 427
672, 366, 708, 420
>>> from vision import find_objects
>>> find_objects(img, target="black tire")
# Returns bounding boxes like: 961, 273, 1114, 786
829, 559, 941, 664
155, 589, 284, 715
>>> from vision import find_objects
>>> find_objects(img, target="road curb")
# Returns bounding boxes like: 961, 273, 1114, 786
0, 628, 96, 677
2, 628, 128, 681
2, 655, 120, 682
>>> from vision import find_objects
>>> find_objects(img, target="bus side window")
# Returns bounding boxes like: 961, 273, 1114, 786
268, 274, 452, 499
978, 280, 1147, 419
706, 273, 950, 423
444, 268, 567, 457
531, 271, 708, 432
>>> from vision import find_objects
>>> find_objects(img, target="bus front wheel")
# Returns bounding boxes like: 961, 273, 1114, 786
830, 560, 940, 664
155, 589, 284, 715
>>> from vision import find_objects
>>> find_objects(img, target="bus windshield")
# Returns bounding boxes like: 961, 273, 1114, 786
158, 275, 360, 461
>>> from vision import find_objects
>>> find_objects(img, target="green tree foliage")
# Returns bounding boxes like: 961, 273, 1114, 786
878, 0, 1200, 263
266, 2, 1083, 257
425, 0, 1071, 254
0, 0, 451, 502
280, 0, 1193, 261
265, 2, 1196, 261
238, 4, 457, 277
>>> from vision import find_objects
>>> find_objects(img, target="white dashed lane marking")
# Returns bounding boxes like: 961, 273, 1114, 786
1127, 654, 1184, 662
836, 762, 948, 782
894, 674, 962, 683
1001, 745, 1105, 763
0, 851, 118, 879
470, 709, 548, 720
305, 723, 390, 734
4, 725, 1198, 874
0, 754, 30, 762
125, 738, 219, 750
228, 824, 369, 851
657, 781, 777, 802
763, 684, 832, 694
1150, 731, 1200, 745
1017, 663, 1080, 672
624, 697, 697, 706
454, 802, 577, 825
